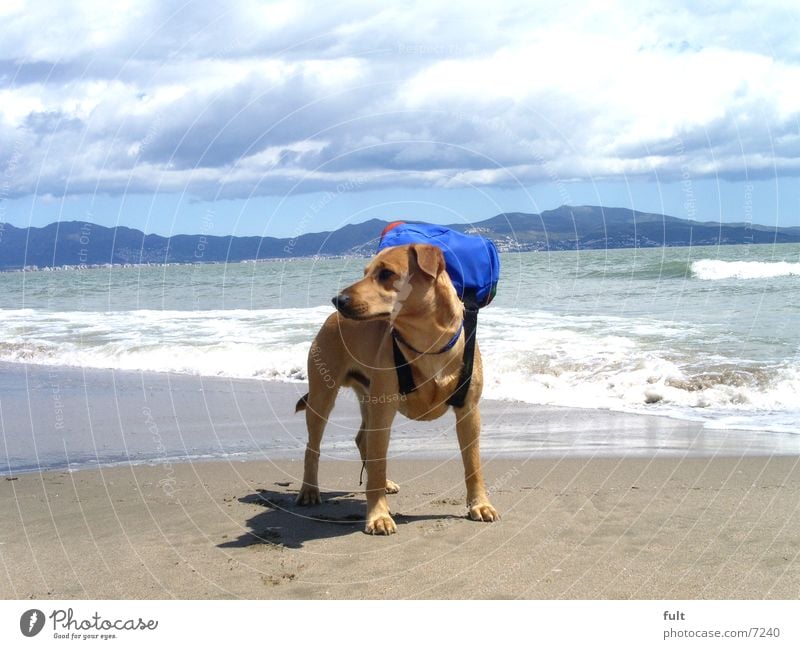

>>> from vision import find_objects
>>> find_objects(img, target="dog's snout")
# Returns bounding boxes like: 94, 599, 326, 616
332, 293, 351, 311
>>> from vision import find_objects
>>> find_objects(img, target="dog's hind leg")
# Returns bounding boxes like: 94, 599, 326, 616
355, 397, 400, 495
296, 343, 340, 506
296, 392, 336, 505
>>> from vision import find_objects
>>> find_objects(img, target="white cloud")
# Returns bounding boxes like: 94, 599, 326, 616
1, 0, 799, 200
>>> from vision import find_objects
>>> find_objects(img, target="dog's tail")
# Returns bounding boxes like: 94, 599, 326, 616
295, 393, 309, 413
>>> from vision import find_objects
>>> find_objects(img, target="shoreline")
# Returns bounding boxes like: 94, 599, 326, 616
4, 238, 797, 274
3, 362, 800, 479
0, 253, 369, 274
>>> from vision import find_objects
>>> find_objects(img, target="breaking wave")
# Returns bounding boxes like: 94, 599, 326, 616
2, 306, 798, 434
692, 259, 800, 280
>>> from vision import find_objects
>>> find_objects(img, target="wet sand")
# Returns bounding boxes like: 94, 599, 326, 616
3, 363, 798, 476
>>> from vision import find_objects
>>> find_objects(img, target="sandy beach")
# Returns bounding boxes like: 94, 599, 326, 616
2, 455, 799, 599
1, 365, 799, 599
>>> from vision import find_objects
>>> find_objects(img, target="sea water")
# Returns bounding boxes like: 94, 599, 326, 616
1, 242, 798, 435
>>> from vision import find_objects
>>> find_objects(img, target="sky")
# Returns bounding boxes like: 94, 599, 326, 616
1, 0, 799, 238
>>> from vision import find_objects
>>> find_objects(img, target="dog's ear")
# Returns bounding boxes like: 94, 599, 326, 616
411, 244, 445, 280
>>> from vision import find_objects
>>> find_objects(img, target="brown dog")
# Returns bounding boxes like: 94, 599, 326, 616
295, 243, 499, 534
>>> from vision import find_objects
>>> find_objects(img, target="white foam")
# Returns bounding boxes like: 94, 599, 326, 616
0, 307, 330, 382
2, 305, 798, 434
478, 309, 800, 433
692, 259, 800, 280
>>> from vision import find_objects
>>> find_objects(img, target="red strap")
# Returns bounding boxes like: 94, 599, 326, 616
380, 221, 406, 241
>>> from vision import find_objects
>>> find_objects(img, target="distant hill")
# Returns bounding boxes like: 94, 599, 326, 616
2, 205, 799, 270
465, 205, 800, 251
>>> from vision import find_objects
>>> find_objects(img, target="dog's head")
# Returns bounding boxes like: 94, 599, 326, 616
332, 244, 446, 321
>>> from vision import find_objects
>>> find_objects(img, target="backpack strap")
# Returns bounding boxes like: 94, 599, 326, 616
391, 319, 464, 395
391, 290, 479, 407
446, 289, 479, 409
392, 332, 417, 395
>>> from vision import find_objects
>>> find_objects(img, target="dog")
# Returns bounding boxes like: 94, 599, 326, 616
295, 243, 499, 535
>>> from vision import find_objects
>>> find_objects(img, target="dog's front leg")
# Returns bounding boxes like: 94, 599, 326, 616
364, 402, 397, 535
455, 405, 499, 522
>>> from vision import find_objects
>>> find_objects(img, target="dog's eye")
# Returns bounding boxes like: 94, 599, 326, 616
377, 268, 395, 282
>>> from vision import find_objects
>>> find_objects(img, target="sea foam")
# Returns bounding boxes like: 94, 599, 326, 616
692, 259, 800, 280
2, 305, 798, 433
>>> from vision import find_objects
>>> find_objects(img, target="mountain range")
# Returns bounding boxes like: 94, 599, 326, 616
2, 205, 799, 270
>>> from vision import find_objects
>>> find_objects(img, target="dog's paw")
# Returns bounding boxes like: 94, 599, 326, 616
365, 512, 397, 535
295, 485, 321, 506
468, 501, 500, 522
385, 479, 400, 494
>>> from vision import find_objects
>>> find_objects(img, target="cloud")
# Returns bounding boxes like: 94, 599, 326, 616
1, 0, 800, 201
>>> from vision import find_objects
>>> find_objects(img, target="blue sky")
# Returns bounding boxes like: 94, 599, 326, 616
2, 1, 799, 238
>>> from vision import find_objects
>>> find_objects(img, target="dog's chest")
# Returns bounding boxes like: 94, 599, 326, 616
397, 368, 456, 421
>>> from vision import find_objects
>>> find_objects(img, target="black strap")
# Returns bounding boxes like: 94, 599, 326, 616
392, 333, 417, 395
446, 290, 479, 409
392, 289, 479, 407
392, 320, 463, 355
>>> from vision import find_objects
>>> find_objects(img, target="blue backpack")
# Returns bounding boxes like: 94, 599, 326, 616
378, 222, 500, 307
377, 221, 500, 408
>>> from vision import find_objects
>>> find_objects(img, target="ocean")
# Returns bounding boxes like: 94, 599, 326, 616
1, 242, 799, 438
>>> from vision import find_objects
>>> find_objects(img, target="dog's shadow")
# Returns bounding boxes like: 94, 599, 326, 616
218, 487, 462, 550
